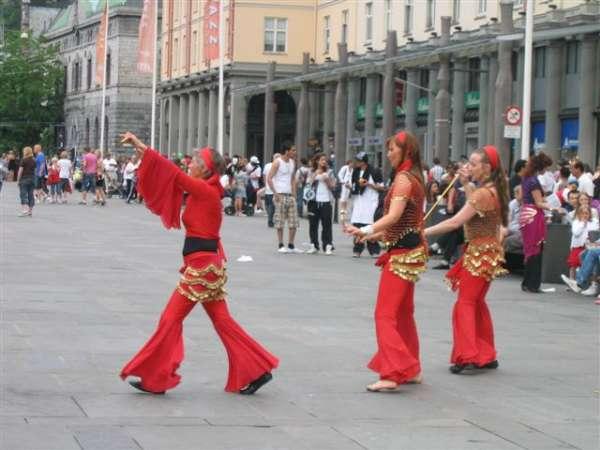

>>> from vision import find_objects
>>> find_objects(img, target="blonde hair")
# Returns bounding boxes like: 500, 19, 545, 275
22, 146, 33, 158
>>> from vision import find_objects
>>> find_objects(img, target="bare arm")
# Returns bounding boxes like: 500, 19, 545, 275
267, 160, 279, 194
424, 202, 478, 237
16, 166, 23, 183
531, 189, 554, 211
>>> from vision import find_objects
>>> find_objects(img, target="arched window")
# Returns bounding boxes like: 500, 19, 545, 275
106, 52, 111, 85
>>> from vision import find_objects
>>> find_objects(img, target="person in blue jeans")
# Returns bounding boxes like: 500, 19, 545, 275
561, 243, 600, 299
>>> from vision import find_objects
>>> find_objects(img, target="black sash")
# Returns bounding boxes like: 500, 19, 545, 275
182, 237, 219, 256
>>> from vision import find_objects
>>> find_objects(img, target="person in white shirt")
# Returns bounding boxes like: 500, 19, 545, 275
567, 206, 599, 279
537, 167, 556, 195
504, 185, 523, 256
268, 143, 302, 253
305, 153, 336, 255
57, 150, 72, 203
123, 155, 139, 203
337, 159, 353, 222
260, 153, 279, 227
429, 158, 444, 183
571, 161, 595, 197
349, 152, 385, 258
103, 153, 118, 194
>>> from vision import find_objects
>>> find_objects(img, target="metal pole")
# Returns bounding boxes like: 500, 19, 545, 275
99, 2, 109, 157
150, 0, 158, 150
520, 0, 534, 159
217, 0, 225, 155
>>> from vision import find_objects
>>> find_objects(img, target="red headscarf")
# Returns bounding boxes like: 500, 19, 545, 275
482, 145, 499, 171
196, 147, 224, 197
395, 131, 413, 172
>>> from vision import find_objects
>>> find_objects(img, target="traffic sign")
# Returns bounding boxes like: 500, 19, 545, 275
504, 105, 522, 125
504, 125, 521, 139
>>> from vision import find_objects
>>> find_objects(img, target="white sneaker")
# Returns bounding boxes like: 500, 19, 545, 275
561, 274, 581, 293
278, 246, 289, 254
325, 244, 333, 255
289, 247, 304, 254
581, 282, 598, 296
306, 244, 318, 254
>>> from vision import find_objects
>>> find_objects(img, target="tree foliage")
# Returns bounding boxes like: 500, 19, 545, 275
0, 30, 64, 152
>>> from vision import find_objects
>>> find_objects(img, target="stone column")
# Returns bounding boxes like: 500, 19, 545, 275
426, 66, 438, 164
545, 41, 563, 161
435, 54, 451, 164
229, 81, 248, 157
208, 87, 217, 148
487, 54, 498, 145
168, 95, 180, 158
478, 56, 490, 147
295, 53, 310, 160
197, 89, 207, 147
346, 78, 359, 161
364, 74, 377, 154
451, 58, 467, 160
159, 96, 168, 153
263, 61, 276, 164
323, 82, 335, 144
405, 69, 418, 133
334, 43, 349, 170
578, 35, 597, 165
309, 89, 319, 142
188, 91, 198, 151
493, 0, 514, 169
382, 30, 398, 174
178, 94, 187, 153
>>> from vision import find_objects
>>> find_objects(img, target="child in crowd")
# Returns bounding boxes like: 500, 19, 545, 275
46, 157, 61, 204
567, 205, 599, 279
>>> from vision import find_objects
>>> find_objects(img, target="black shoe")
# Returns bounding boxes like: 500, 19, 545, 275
479, 360, 499, 369
433, 263, 450, 270
521, 285, 542, 293
128, 380, 165, 395
449, 363, 476, 374
239, 372, 273, 395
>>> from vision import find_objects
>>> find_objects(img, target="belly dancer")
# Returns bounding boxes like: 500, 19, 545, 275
119, 132, 278, 394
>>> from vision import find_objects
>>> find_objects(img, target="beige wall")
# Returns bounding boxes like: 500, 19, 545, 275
316, 0, 358, 63
161, 0, 317, 82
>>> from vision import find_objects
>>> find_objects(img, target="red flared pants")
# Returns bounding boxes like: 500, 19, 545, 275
120, 264, 278, 393
368, 267, 421, 384
451, 270, 496, 366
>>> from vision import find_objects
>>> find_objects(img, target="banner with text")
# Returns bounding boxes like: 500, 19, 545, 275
203, 0, 220, 63
95, 4, 108, 86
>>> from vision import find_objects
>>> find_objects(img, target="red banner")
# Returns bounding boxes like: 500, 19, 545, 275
203, 0, 220, 63
137, 0, 156, 73
95, 3, 108, 86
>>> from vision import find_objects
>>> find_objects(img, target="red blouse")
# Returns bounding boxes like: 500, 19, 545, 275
137, 148, 222, 239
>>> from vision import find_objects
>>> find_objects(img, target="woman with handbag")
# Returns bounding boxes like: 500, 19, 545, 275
424, 145, 509, 374
305, 153, 336, 255
119, 131, 278, 395
346, 131, 427, 391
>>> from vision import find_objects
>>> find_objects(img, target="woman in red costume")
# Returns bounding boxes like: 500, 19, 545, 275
119, 131, 278, 394
346, 131, 427, 392
424, 145, 509, 374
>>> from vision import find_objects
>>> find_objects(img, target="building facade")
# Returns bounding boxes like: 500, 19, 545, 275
160, 0, 599, 170
44, 0, 156, 154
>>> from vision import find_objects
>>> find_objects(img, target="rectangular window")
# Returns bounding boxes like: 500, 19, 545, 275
74, 61, 80, 91
468, 57, 480, 91
341, 10, 348, 44
191, 31, 197, 65
174, 38, 179, 69
324, 16, 330, 54
404, 0, 413, 34
534, 46, 546, 78
566, 41, 580, 74
365, 3, 373, 43
426, 0, 435, 29
452, 0, 460, 24
106, 53, 111, 85
385, 0, 392, 31
264, 17, 287, 53
478, 0, 487, 15
419, 70, 429, 98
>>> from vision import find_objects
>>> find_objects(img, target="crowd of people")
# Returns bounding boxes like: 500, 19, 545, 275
3, 140, 600, 306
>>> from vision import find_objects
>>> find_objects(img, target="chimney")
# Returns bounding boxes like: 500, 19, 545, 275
440, 16, 451, 46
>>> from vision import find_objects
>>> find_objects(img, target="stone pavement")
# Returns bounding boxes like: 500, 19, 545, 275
0, 183, 598, 450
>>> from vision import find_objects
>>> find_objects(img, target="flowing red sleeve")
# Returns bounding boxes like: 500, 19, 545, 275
137, 148, 183, 229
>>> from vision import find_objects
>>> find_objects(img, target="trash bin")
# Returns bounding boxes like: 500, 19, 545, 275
541, 223, 570, 284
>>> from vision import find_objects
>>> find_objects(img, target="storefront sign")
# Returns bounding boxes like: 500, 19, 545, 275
504, 125, 521, 139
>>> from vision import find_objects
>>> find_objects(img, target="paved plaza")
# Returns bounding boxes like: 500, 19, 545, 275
0, 183, 598, 450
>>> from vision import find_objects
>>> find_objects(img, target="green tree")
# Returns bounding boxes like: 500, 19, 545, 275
0, 30, 64, 153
